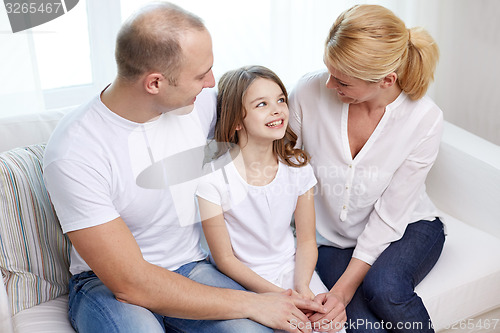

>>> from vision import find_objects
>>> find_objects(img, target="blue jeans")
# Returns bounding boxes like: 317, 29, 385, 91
68, 259, 272, 333
316, 219, 445, 333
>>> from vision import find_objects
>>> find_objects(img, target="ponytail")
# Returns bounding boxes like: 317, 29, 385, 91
397, 27, 440, 100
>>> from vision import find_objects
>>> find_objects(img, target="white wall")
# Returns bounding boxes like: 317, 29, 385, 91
1, 0, 498, 146
126, 0, 500, 146
426, 0, 500, 145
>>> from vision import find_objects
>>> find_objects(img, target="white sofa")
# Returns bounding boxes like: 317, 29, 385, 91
1, 110, 499, 333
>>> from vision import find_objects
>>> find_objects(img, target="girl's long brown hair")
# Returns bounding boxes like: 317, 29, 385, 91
215, 65, 309, 167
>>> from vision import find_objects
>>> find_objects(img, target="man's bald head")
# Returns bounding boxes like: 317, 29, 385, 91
115, 2, 206, 84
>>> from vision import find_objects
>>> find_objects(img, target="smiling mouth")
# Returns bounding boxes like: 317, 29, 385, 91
266, 119, 284, 127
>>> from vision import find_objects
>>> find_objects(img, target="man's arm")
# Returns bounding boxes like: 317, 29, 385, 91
69, 217, 325, 332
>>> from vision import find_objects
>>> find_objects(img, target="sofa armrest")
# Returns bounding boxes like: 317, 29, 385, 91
0, 273, 14, 333
426, 121, 500, 239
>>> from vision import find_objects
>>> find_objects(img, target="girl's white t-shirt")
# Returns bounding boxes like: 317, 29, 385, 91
196, 151, 317, 282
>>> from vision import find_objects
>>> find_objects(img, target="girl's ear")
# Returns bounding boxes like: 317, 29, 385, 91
235, 123, 243, 131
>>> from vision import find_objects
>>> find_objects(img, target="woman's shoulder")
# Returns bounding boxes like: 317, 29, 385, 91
391, 92, 442, 120
293, 70, 329, 91
290, 70, 341, 110
391, 93, 443, 136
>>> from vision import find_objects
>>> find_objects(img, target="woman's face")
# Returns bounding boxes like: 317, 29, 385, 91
324, 58, 380, 104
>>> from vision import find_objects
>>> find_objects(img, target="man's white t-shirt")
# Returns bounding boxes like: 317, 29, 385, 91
43, 88, 216, 275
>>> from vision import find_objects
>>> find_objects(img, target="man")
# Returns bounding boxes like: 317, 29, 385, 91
43, 2, 324, 332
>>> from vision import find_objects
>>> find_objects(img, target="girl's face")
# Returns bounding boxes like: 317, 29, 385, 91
324, 58, 381, 104
239, 78, 289, 145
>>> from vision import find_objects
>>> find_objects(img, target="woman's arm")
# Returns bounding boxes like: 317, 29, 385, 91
293, 188, 318, 300
309, 258, 368, 331
328, 258, 370, 306
198, 197, 284, 294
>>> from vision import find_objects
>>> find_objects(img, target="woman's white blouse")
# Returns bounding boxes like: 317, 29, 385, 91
289, 70, 443, 265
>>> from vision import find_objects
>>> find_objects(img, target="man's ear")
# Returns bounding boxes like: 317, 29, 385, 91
144, 72, 164, 95
381, 72, 398, 88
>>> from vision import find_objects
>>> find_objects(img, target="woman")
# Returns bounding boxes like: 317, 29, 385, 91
289, 4, 445, 332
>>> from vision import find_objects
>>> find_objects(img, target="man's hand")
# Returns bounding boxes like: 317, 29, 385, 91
308, 292, 346, 332
247, 289, 327, 333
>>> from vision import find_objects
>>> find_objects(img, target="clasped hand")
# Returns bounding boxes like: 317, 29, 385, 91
304, 291, 347, 333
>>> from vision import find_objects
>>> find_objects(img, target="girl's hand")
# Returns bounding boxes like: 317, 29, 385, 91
295, 284, 315, 301
293, 285, 319, 320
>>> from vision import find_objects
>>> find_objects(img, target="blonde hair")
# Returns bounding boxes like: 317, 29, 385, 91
115, 2, 205, 84
325, 4, 439, 100
216, 65, 309, 167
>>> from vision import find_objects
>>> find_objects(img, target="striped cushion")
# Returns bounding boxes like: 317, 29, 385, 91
0, 144, 71, 315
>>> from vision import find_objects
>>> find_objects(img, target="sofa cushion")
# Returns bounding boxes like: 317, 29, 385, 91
12, 295, 75, 333
0, 144, 71, 314
416, 213, 500, 331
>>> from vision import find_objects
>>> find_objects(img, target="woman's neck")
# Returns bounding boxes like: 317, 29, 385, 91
358, 82, 402, 114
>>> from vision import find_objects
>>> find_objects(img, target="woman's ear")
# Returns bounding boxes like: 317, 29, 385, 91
235, 123, 242, 131
144, 72, 164, 95
381, 72, 398, 88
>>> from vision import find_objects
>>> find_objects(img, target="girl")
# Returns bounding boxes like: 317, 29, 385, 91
197, 66, 345, 332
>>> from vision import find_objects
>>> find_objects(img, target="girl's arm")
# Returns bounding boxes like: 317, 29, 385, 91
293, 188, 318, 300
198, 197, 284, 294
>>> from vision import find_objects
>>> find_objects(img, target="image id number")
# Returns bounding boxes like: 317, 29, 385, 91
5, 2, 63, 14
445, 318, 499, 330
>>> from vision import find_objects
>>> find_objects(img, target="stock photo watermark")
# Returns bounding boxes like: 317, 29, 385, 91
290, 318, 500, 332
3, 0, 79, 33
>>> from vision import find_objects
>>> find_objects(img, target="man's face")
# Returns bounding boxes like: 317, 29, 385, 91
162, 29, 215, 114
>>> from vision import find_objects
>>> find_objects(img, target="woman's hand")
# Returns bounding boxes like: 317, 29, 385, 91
308, 291, 347, 332
309, 257, 370, 331
247, 289, 327, 333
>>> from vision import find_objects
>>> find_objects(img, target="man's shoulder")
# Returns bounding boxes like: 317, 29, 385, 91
44, 95, 108, 164
192, 87, 217, 137
193, 88, 216, 116
196, 87, 217, 106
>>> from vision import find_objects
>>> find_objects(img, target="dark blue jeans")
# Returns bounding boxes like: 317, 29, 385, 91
316, 219, 445, 333
68, 259, 272, 333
